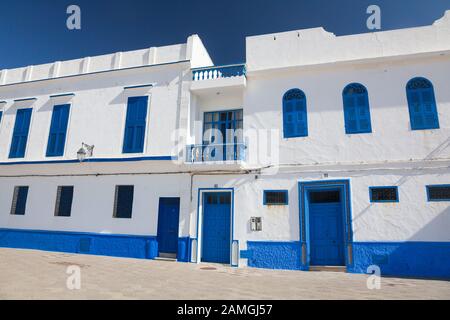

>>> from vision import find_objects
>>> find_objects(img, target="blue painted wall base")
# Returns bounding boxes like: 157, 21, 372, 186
244, 240, 450, 279
0, 228, 158, 260
245, 241, 304, 270
177, 237, 191, 262
350, 242, 450, 279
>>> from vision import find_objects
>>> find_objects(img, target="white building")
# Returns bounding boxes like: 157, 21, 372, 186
1, 11, 449, 278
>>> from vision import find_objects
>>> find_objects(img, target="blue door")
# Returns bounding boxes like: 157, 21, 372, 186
157, 198, 180, 254
308, 190, 345, 266
202, 192, 231, 264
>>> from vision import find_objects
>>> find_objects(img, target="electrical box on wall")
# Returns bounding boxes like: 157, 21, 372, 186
250, 217, 262, 231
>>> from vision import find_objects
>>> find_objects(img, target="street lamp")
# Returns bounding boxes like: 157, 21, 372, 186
77, 143, 94, 162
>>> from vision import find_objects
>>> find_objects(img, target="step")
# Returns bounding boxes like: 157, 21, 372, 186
309, 266, 347, 272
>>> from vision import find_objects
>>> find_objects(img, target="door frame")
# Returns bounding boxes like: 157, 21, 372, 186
195, 188, 236, 266
156, 197, 181, 256
298, 180, 353, 270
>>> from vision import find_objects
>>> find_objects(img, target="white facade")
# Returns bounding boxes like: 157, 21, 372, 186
0, 12, 449, 278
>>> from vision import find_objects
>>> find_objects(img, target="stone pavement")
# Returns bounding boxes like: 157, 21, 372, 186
0, 248, 448, 299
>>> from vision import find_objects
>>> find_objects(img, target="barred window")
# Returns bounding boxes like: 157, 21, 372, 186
370, 187, 399, 202
263, 190, 288, 205
427, 185, 450, 201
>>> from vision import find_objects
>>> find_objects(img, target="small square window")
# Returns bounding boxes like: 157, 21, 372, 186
263, 190, 288, 205
370, 187, 399, 203
427, 185, 450, 201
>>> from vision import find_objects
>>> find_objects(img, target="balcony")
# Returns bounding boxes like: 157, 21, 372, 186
190, 64, 246, 94
186, 143, 246, 163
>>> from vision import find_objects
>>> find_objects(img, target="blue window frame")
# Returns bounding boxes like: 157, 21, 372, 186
426, 185, 450, 202
9, 108, 32, 159
342, 83, 372, 134
123, 96, 148, 154
46, 104, 70, 157
11, 186, 29, 215
369, 186, 399, 203
263, 190, 289, 205
113, 185, 134, 219
202, 109, 243, 160
55, 186, 74, 217
406, 77, 439, 130
0, 111, 3, 124
282, 89, 308, 138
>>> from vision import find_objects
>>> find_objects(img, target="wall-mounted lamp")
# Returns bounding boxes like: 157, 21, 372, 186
77, 143, 95, 162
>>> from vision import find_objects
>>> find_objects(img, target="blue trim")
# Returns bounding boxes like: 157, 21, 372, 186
196, 188, 235, 266
124, 84, 153, 90
369, 186, 399, 203
426, 184, 450, 202
13, 98, 37, 102
0, 155, 176, 166
0, 228, 159, 260
49, 93, 75, 98
298, 180, 353, 270
263, 190, 289, 205
0, 60, 190, 88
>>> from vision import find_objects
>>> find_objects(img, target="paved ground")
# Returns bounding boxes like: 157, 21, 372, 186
0, 248, 448, 299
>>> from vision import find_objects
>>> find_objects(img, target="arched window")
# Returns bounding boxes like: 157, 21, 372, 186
406, 77, 439, 130
282, 89, 308, 138
342, 83, 372, 134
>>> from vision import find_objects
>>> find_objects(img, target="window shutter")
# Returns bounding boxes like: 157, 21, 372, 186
282, 89, 308, 138
9, 109, 32, 158
123, 96, 148, 153
343, 84, 372, 134
46, 104, 70, 157
406, 78, 439, 130
0, 111, 3, 124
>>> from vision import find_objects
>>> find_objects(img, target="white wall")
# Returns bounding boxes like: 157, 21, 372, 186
0, 174, 191, 237
0, 63, 187, 163
243, 55, 450, 167
190, 169, 450, 248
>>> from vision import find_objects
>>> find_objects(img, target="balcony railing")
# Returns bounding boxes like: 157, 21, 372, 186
192, 64, 246, 81
186, 143, 246, 163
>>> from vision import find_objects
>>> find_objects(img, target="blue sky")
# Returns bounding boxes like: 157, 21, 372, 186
0, 0, 449, 69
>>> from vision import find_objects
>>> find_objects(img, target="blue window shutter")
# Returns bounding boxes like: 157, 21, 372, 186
282, 89, 308, 138
46, 104, 70, 157
343, 83, 372, 134
123, 96, 148, 153
407, 78, 439, 130
0, 111, 3, 124
9, 108, 32, 159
